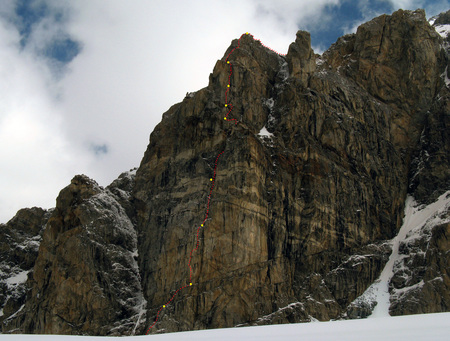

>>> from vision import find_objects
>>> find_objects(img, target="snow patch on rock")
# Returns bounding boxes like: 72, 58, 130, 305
435, 24, 450, 39
258, 126, 274, 138
5, 270, 29, 288
350, 190, 450, 318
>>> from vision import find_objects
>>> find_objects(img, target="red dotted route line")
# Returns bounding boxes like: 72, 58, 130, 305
145, 33, 285, 335
253, 36, 287, 56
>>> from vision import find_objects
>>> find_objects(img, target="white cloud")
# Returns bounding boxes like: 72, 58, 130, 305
252, 0, 340, 31
1, 0, 393, 222
387, 0, 450, 17
0, 12, 89, 222
387, 0, 424, 9
341, 0, 450, 36
57, 0, 342, 184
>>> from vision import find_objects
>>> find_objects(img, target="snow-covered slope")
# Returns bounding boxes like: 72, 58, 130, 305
430, 11, 450, 52
0, 312, 449, 340
349, 191, 450, 317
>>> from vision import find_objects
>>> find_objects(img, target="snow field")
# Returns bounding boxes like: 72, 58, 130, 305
0, 312, 449, 340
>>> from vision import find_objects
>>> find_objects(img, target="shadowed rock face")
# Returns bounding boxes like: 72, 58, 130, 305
0, 207, 50, 329
1, 8, 449, 335
2, 174, 146, 335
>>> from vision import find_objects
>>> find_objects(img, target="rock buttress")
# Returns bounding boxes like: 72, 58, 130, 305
134, 9, 447, 333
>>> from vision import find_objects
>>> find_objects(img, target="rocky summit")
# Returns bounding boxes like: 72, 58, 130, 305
1, 8, 449, 336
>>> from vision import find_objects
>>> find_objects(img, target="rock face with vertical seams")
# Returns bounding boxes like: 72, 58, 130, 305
1, 8, 449, 335
2, 173, 146, 335
133, 8, 448, 333
0, 207, 50, 328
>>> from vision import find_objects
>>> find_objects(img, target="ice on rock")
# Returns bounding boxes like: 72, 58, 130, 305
264, 98, 274, 110
441, 66, 450, 87
435, 24, 450, 39
6, 270, 30, 288
257, 126, 274, 139
277, 58, 290, 81
350, 190, 450, 318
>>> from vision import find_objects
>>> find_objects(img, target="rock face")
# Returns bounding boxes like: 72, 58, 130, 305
133, 8, 448, 333
381, 10, 450, 317
0, 207, 50, 328
1, 8, 449, 336
409, 10, 450, 205
2, 173, 147, 335
390, 214, 449, 316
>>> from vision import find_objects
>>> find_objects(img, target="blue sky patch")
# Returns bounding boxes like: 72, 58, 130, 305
90, 144, 109, 156
306, 0, 394, 51
15, 0, 49, 47
44, 37, 80, 63
14, 0, 80, 64
304, 0, 448, 52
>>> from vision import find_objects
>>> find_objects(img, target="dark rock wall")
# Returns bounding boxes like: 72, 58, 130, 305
390, 219, 449, 315
2, 174, 146, 335
0, 207, 50, 329
1, 8, 449, 336
133, 9, 448, 333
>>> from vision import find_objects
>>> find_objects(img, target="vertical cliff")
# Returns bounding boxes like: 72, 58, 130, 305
0, 208, 50, 327
2, 173, 146, 335
1, 8, 448, 336
133, 9, 448, 333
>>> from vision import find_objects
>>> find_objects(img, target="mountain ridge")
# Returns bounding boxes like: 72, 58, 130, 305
1, 8, 449, 335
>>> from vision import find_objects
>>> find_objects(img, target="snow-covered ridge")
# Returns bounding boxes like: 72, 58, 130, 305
81, 183, 147, 335
435, 24, 450, 39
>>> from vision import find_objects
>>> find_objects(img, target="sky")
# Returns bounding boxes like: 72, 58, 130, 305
0, 0, 449, 223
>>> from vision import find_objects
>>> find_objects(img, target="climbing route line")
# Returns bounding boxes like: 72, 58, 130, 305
145, 33, 285, 335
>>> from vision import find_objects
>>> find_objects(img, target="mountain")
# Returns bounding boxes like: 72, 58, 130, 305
1, 8, 449, 336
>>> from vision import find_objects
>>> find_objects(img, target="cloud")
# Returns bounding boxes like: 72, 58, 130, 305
0, 1, 96, 222
339, 0, 391, 35
341, 0, 449, 36
250, 0, 341, 34
57, 0, 347, 185
0, 8, 86, 222
1, 0, 447, 223
386, 0, 450, 17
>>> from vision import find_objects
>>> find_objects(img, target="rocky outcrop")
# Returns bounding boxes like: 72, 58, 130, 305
383, 10, 450, 316
408, 10, 450, 205
390, 216, 449, 315
286, 30, 316, 85
323, 9, 444, 151
1, 8, 449, 336
2, 173, 146, 335
0, 207, 50, 328
408, 86, 450, 205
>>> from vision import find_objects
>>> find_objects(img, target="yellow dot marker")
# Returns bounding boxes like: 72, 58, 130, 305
163, 305, 166, 308
227, 85, 230, 87
227, 61, 230, 64
224, 117, 227, 120
190, 283, 192, 286
210, 178, 213, 181
225, 104, 227, 107
246, 32, 249, 35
